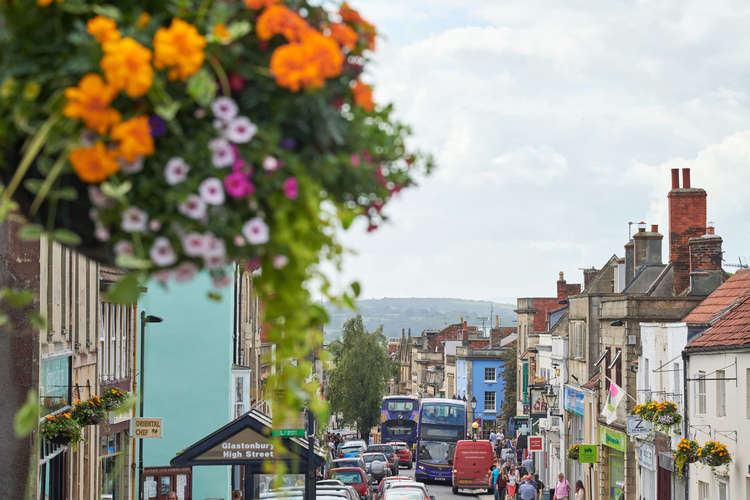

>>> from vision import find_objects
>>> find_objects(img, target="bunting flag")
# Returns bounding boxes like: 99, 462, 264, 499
601, 381, 625, 424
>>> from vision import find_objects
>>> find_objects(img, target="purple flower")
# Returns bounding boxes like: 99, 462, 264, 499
150, 237, 177, 267
178, 194, 207, 220
242, 217, 269, 245
280, 137, 296, 150
283, 177, 298, 200
149, 115, 167, 137
224, 171, 254, 199
164, 157, 190, 185
199, 177, 225, 205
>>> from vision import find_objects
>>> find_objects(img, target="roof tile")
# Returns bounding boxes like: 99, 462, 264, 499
682, 269, 750, 324
686, 294, 750, 349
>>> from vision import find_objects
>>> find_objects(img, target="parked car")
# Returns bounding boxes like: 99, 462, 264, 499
318, 480, 345, 487
374, 476, 412, 500
339, 444, 366, 458
450, 440, 494, 494
333, 457, 368, 477
317, 485, 360, 500
367, 444, 399, 476
387, 442, 412, 469
344, 440, 367, 449
382, 487, 431, 500
329, 467, 371, 500
361, 452, 390, 483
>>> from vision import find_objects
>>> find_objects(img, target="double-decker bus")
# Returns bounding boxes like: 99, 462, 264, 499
415, 398, 467, 482
380, 395, 419, 455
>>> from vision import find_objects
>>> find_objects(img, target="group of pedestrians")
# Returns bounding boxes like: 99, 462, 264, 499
490, 466, 585, 500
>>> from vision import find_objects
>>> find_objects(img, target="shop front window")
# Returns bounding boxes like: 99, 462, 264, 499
101, 432, 129, 500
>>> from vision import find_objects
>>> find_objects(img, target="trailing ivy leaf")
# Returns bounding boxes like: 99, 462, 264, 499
187, 68, 217, 107
100, 180, 132, 200
17, 224, 44, 241
13, 390, 39, 438
52, 229, 81, 246
104, 273, 141, 305
4, 289, 34, 307
29, 312, 46, 331
155, 101, 181, 121
115, 254, 153, 270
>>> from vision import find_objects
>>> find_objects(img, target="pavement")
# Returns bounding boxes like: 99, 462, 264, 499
399, 465, 484, 500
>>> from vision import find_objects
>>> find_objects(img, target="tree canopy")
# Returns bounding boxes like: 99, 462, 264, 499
499, 344, 518, 428
326, 315, 393, 438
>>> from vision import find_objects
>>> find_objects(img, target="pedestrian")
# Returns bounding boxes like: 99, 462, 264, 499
522, 455, 534, 475
498, 428, 505, 442
507, 466, 518, 499
533, 474, 544, 500
496, 468, 509, 500
369, 434, 374, 446
575, 480, 585, 500
490, 429, 497, 448
490, 465, 501, 500
519, 475, 536, 500
168, 493, 178, 500
553, 473, 572, 500
495, 439, 503, 461
232, 490, 243, 499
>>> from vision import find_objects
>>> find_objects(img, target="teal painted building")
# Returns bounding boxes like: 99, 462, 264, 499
139, 272, 234, 500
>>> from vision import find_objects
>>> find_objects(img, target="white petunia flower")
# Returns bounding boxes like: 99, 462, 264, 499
120, 156, 144, 174
150, 237, 177, 267
204, 234, 226, 258
95, 224, 110, 242
114, 241, 134, 256
262, 156, 280, 171
173, 262, 198, 283
209, 137, 234, 168
273, 255, 288, 269
121, 207, 148, 233
242, 217, 269, 245
178, 195, 207, 220
164, 157, 190, 185
211, 97, 238, 122
182, 232, 208, 257
225, 116, 257, 144
199, 177, 225, 205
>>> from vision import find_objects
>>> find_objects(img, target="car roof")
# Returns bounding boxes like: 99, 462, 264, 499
362, 452, 386, 457
383, 488, 427, 500
330, 467, 364, 473
388, 442, 407, 446
388, 481, 426, 489
318, 480, 344, 485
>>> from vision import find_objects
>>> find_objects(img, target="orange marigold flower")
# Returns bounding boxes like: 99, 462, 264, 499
69, 142, 119, 183
213, 22, 232, 43
100, 37, 153, 98
302, 31, 343, 78
86, 15, 121, 44
63, 74, 121, 134
153, 18, 207, 80
256, 5, 311, 42
339, 2, 376, 50
328, 22, 358, 50
270, 43, 323, 92
137, 13, 151, 29
244, 0, 279, 8
352, 79, 374, 112
37, 0, 62, 6
111, 116, 154, 162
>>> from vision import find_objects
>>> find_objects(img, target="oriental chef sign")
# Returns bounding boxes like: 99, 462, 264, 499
193, 427, 286, 462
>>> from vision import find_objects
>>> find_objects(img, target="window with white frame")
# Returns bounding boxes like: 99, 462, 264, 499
698, 481, 708, 500
717, 369, 726, 417
571, 322, 584, 359
484, 367, 496, 382
484, 391, 496, 412
718, 477, 728, 500
99, 302, 132, 383
232, 370, 250, 419
696, 371, 707, 416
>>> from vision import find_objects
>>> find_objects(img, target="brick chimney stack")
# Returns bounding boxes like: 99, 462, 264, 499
557, 271, 567, 300
688, 222, 723, 294
633, 223, 663, 272
668, 167, 707, 295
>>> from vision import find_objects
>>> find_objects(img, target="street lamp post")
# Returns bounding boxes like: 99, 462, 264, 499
470, 396, 477, 438
138, 312, 163, 500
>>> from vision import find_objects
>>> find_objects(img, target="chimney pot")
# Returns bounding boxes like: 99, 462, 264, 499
671, 168, 680, 189
638, 221, 646, 232
707, 226, 715, 235
682, 168, 691, 189
651, 224, 658, 233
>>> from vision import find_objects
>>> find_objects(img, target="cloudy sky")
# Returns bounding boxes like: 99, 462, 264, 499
334, 0, 750, 303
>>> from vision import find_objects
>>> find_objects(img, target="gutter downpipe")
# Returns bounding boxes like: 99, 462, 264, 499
682, 348, 689, 500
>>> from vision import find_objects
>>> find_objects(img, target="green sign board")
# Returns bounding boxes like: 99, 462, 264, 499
578, 445, 598, 463
599, 426, 627, 452
272, 429, 305, 437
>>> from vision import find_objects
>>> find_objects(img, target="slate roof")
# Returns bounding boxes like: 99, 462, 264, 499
686, 294, 750, 350
622, 264, 668, 294
682, 269, 750, 324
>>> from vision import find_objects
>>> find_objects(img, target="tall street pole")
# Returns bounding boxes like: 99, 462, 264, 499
138, 312, 162, 500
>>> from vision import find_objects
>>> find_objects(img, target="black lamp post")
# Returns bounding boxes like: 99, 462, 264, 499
470, 396, 477, 437
138, 312, 163, 500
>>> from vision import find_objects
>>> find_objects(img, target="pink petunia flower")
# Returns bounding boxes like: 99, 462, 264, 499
283, 177, 298, 199
178, 194, 207, 220
199, 177, 225, 205
165, 157, 190, 185
350, 153, 360, 167
225, 116, 257, 143
120, 156, 144, 174
263, 156, 280, 171
182, 232, 208, 257
242, 217, 269, 245
209, 138, 234, 168
88, 186, 111, 208
211, 97, 238, 122
273, 255, 288, 269
121, 207, 148, 233
114, 241, 134, 256
213, 274, 233, 288
224, 171, 254, 199
150, 237, 177, 267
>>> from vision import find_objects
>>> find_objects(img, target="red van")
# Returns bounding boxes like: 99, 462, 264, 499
450, 440, 494, 494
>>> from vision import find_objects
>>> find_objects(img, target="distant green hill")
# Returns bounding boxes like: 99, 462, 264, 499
324, 297, 517, 342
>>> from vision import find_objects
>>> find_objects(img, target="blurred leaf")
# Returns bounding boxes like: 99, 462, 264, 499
92, 5, 121, 20
155, 101, 181, 121
17, 224, 43, 241
0, 313, 8, 327
23, 179, 43, 194
52, 229, 81, 246
187, 68, 217, 107
4, 289, 34, 307
207, 291, 222, 302
342, 293, 355, 310
100, 181, 132, 200
115, 254, 153, 270
50, 187, 78, 201
104, 273, 141, 304
13, 390, 39, 438
0, 198, 19, 224
350, 281, 361, 298
29, 312, 46, 331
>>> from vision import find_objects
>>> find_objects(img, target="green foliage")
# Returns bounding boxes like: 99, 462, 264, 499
13, 390, 40, 438
499, 345, 517, 426
326, 316, 391, 438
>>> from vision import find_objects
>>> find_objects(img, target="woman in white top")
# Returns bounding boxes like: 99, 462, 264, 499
575, 480, 585, 500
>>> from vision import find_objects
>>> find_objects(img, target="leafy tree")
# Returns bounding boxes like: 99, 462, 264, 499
499, 344, 518, 428
327, 315, 391, 439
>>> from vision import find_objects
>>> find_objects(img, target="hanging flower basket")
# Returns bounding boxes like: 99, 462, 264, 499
673, 438, 700, 478
101, 387, 128, 411
567, 444, 579, 460
631, 400, 681, 431
700, 440, 731, 467
1, 1, 431, 427
71, 395, 106, 425
40, 412, 83, 448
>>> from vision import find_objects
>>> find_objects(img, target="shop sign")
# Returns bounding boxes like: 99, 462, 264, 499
528, 436, 543, 452
530, 388, 548, 418
626, 415, 652, 436
637, 442, 655, 471
658, 452, 674, 472
578, 445, 598, 463
564, 386, 584, 417
132, 418, 163, 439
194, 427, 285, 462
599, 426, 626, 452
